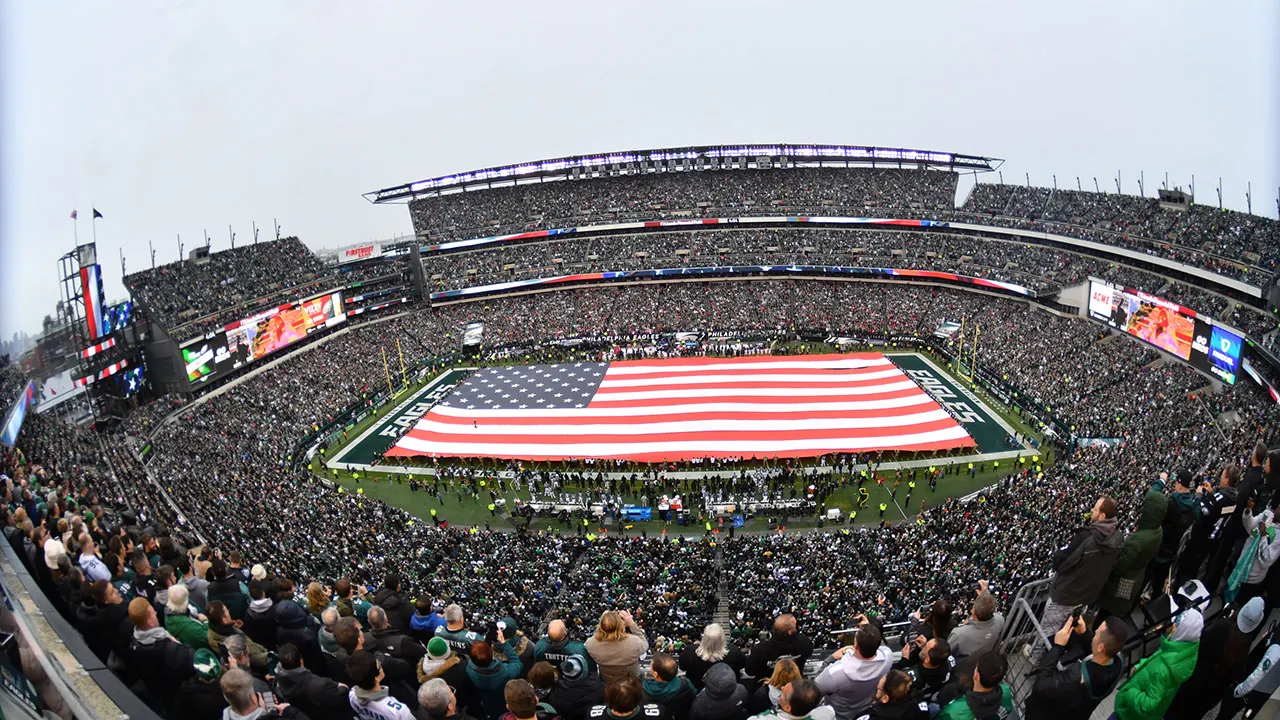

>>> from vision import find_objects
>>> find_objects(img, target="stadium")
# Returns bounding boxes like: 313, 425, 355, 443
3, 142, 1280, 720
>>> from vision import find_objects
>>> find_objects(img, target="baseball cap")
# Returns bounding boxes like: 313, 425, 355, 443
251, 564, 266, 581
44, 539, 67, 569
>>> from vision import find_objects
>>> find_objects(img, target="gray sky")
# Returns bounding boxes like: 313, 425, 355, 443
2, 1, 1277, 341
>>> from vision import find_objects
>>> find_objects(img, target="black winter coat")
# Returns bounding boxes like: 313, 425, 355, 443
1023, 642, 1123, 720
275, 665, 355, 720
548, 675, 606, 720
370, 626, 427, 664
373, 587, 415, 632
689, 664, 748, 720
679, 644, 747, 691
744, 632, 813, 680
128, 635, 196, 710
172, 677, 229, 720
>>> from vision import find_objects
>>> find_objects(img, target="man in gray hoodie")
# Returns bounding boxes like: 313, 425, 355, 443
946, 583, 1004, 661
813, 618, 892, 720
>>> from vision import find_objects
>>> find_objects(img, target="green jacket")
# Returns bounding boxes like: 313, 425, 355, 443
1100, 492, 1168, 616
164, 610, 210, 651
1114, 636, 1199, 720
936, 682, 1016, 720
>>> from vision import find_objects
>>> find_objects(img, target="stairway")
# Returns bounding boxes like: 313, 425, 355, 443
712, 541, 733, 627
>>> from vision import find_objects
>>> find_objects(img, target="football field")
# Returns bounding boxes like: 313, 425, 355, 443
316, 351, 1045, 532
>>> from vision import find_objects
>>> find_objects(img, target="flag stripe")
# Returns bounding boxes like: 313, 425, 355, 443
388, 353, 976, 462
389, 426, 973, 460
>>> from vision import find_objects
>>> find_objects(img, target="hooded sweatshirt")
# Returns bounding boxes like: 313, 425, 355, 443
1049, 517, 1126, 606
1240, 509, 1280, 583
814, 645, 893, 720
935, 683, 1015, 720
1100, 492, 1168, 616
535, 635, 595, 672
689, 663, 748, 720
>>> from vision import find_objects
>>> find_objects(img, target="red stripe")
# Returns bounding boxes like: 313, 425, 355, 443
595, 378, 905, 394
424, 404, 936, 426
602, 365, 896, 381
588, 387, 927, 409
385, 437, 973, 462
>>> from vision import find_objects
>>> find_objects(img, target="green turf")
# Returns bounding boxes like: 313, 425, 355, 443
313, 350, 1054, 535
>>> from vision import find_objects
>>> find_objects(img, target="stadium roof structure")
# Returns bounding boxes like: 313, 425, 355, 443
364, 144, 1003, 203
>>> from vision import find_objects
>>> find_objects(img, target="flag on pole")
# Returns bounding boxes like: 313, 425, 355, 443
387, 353, 976, 462
70, 209, 78, 220
92, 208, 103, 219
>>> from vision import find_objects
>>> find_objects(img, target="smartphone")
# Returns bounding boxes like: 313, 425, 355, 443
261, 691, 275, 710
1071, 605, 1086, 621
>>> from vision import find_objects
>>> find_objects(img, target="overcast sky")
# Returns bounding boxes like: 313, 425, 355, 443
2, 1, 1277, 340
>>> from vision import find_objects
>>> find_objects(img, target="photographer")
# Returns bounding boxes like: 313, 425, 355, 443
814, 615, 893, 720
745, 614, 813, 682
945, 582, 1001, 661
1023, 614, 1128, 720
892, 636, 953, 702
468, 629, 525, 720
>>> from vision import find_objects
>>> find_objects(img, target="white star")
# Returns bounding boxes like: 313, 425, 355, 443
519, 404, 528, 409
554, 393, 563, 398
467, 405, 476, 409
576, 403, 586, 408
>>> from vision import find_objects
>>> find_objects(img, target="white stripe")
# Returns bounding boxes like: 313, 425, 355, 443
391, 426, 973, 457
427, 393, 936, 418
604, 358, 891, 375
410, 409, 953, 437
591, 380, 919, 402
597, 369, 904, 388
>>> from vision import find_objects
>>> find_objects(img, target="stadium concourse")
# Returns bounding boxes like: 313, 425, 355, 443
5, 154, 1280, 719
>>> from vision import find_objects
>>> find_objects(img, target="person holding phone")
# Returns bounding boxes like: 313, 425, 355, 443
219, 667, 308, 719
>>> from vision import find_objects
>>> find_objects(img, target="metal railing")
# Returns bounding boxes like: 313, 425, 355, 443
995, 577, 1054, 704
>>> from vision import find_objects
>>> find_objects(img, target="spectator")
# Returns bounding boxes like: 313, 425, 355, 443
857, 670, 928, 720
411, 598, 448, 647
418, 637, 476, 716
335, 578, 374, 625
321, 607, 344, 655
946, 583, 1003, 661
165, 583, 211, 650
279, 599, 326, 672
208, 558, 250, 620
77, 533, 111, 582
536, 619, 594, 675
1024, 614, 1129, 720
1112, 608, 1203, 720
1098, 490, 1168, 619
127, 596, 195, 713
892, 636, 953, 702
221, 667, 307, 719
745, 615, 814, 681
173, 648, 229, 720
679, 623, 745, 691
1167, 597, 1264, 720
589, 676, 670, 720
179, 554, 211, 612
208, 599, 270, 672
244, 584, 278, 650
468, 633, 525, 720
749, 659, 801, 715
1176, 467, 1240, 587
370, 605, 427, 664
375, 573, 415, 632
814, 618, 892, 720
418, 678, 480, 720
275, 641, 354, 720
1226, 494, 1280, 604
1206, 443, 1271, 591
1146, 471, 1196, 595
437, 604, 482, 656
1032, 496, 1124, 663
501, 679, 553, 720
348, 649, 416, 720
748, 677, 831, 720
530, 658, 604, 720
935, 652, 1014, 720
585, 610, 649, 685
642, 652, 695, 720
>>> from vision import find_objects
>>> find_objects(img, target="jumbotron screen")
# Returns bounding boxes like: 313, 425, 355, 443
1088, 279, 1243, 384
182, 290, 345, 385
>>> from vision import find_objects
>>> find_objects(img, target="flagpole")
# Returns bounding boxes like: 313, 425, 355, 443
92, 208, 98, 245
72, 210, 79, 246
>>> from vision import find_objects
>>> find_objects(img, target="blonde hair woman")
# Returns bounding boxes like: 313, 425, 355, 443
680, 623, 747, 690
761, 658, 801, 709
584, 609, 648, 685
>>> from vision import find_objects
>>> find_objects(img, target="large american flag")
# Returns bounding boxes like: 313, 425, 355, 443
386, 353, 975, 462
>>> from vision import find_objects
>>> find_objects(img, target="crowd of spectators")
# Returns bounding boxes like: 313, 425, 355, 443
409, 169, 958, 241
123, 238, 329, 341
6, 277, 1280, 719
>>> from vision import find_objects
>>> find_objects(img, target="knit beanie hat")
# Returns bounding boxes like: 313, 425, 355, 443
427, 636, 451, 659
193, 648, 222, 681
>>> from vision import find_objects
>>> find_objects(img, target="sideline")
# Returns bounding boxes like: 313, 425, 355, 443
327, 368, 472, 469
